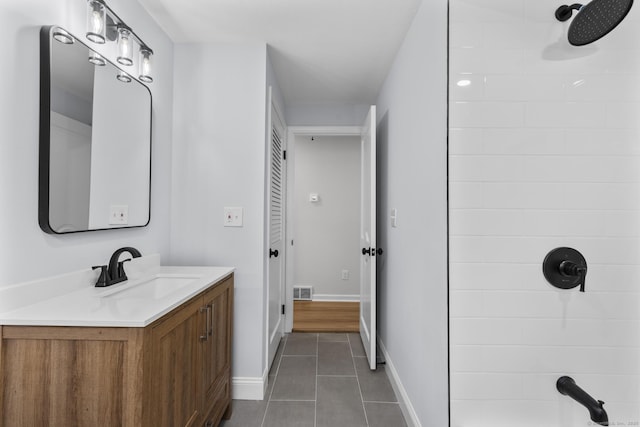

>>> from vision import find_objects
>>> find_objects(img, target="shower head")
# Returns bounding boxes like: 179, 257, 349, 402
555, 0, 634, 46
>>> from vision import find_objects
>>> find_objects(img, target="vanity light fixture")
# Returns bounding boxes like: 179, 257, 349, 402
86, 0, 106, 44
138, 47, 153, 83
88, 51, 106, 66
116, 25, 133, 66
84, 0, 154, 83
53, 28, 74, 44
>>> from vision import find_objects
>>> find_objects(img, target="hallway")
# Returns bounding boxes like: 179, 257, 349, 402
221, 332, 407, 427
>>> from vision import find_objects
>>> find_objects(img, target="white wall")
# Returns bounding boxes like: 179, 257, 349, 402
449, 0, 640, 425
170, 43, 269, 383
0, 0, 173, 286
375, 0, 449, 425
286, 104, 369, 126
293, 134, 361, 299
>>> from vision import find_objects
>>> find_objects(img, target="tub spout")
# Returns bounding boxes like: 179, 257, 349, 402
557, 376, 608, 426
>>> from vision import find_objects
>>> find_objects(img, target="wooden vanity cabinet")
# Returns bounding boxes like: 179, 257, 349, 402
146, 275, 234, 427
200, 281, 233, 426
0, 274, 234, 427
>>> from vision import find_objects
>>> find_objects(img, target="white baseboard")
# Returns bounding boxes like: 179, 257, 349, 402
311, 294, 359, 302
232, 371, 268, 400
378, 337, 422, 427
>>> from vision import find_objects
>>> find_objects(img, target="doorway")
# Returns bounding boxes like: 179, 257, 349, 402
280, 105, 378, 371
287, 131, 362, 332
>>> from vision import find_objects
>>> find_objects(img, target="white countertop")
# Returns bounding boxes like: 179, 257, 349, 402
0, 255, 234, 327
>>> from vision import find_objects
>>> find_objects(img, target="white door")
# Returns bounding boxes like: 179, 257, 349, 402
360, 105, 377, 370
267, 92, 286, 369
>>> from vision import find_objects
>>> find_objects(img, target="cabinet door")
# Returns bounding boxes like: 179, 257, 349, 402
1, 327, 142, 427
149, 296, 204, 427
201, 277, 233, 419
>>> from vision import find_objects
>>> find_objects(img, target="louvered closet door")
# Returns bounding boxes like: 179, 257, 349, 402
267, 96, 286, 370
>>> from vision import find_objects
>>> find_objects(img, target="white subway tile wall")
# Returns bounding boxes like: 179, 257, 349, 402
449, 0, 640, 425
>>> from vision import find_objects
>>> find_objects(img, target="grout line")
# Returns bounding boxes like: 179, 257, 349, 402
260, 335, 286, 427
353, 350, 370, 427
348, 332, 355, 357
280, 354, 319, 357
314, 333, 318, 427
316, 374, 358, 377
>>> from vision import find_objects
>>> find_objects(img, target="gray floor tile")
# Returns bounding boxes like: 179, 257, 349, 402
318, 341, 356, 375
219, 399, 267, 427
318, 332, 349, 342
270, 356, 317, 400
262, 401, 315, 427
316, 376, 367, 427
283, 334, 317, 355
228, 331, 404, 427
354, 357, 397, 402
348, 332, 366, 357
286, 332, 318, 340
364, 402, 407, 427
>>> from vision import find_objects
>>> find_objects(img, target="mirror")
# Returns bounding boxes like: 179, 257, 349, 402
39, 25, 152, 234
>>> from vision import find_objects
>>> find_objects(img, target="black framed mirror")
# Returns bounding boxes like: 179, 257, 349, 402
39, 25, 152, 234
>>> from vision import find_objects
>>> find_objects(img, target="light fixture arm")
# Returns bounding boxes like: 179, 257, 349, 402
94, 0, 153, 53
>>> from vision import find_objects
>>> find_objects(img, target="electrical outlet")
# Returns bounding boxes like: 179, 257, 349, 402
341, 269, 349, 280
109, 205, 128, 225
224, 207, 243, 227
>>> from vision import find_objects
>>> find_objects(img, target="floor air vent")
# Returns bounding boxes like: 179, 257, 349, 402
293, 286, 312, 300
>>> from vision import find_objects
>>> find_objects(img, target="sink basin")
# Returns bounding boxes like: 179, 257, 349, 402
100, 274, 202, 299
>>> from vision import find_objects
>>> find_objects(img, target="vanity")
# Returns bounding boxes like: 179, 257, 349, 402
0, 255, 234, 427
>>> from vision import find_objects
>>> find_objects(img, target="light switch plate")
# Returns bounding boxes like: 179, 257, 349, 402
224, 207, 243, 227
109, 205, 129, 225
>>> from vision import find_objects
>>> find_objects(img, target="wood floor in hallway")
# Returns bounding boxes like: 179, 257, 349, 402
292, 301, 359, 332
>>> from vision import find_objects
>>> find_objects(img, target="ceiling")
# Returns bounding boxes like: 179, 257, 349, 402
137, 0, 422, 106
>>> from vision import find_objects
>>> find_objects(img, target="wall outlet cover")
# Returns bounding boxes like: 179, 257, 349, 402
224, 207, 243, 227
109, 205, 128, 225
391, 208, 398, 228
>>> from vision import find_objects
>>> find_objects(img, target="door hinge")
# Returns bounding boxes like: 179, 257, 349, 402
281, 304, 285, 315
283, 150, 287, 160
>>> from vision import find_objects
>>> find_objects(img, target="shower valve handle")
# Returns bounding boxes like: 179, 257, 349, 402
543, 247, 588, 292
559, 260, 587, 292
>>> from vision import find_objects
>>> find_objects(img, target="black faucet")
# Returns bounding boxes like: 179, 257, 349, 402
92, 247, 142, 287
557, 376, 608, 426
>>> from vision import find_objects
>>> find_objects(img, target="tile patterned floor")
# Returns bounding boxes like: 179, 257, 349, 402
220, 332, 407, 427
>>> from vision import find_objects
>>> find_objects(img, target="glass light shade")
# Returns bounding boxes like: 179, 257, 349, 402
117, 26, 133, 66
138, 47, 153, 83
88, 51, 106, 66
53, 28, 74, 44
86, 0, 106, 44
116, 71, 132, 83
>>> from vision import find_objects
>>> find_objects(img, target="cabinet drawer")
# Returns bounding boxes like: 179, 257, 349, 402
202, 375, 231, 427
